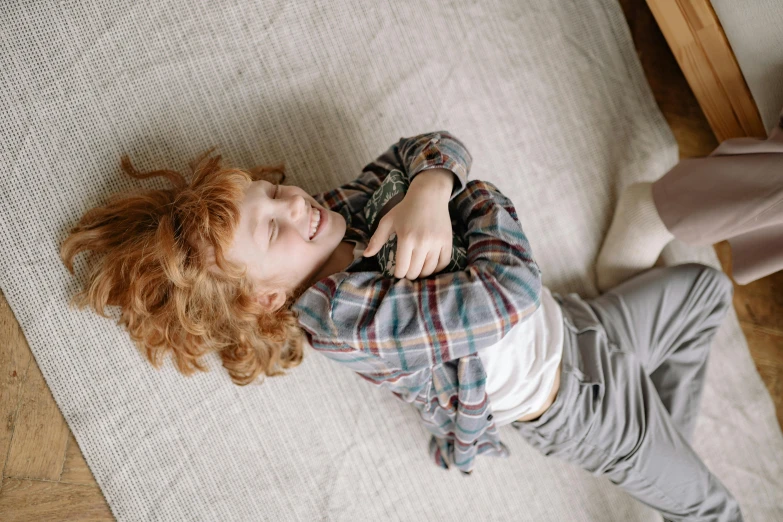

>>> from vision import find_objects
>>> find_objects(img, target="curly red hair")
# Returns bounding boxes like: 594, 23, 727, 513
60, 148, 306, 385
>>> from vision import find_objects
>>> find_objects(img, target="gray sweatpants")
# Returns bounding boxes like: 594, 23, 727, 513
511, 263, 742, 522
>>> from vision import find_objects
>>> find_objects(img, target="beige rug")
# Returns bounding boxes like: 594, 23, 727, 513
1, 0, 781, 520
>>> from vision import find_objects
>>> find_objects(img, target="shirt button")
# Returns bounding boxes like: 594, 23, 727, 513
472, 440, 478, 446
487, 414, 493, 421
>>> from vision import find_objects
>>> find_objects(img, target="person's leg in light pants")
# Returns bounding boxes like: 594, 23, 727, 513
513, 263, 742, 521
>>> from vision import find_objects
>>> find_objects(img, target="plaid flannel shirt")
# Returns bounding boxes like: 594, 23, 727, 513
292, 131, 543, 474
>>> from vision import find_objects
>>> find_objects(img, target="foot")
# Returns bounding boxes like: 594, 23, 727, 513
596, 182, 674, 292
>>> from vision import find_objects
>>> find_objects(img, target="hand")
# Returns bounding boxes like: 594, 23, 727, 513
363, 171, 454, 280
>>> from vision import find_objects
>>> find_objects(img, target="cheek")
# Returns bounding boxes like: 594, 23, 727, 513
279, 231, 309, 252
329, 210, 345, 232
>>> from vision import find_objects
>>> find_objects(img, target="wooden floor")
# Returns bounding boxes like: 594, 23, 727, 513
1, 2, 781, 520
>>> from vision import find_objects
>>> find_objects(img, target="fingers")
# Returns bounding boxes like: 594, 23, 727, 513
363, 216, 393, 257
419, 246, 450, 278
396, 242, 451, 280
406, 246, 429, 280
435, 245, 451, 273
419, 250, 440, 279
394, 243, 451, 281
393, 236, 415, 279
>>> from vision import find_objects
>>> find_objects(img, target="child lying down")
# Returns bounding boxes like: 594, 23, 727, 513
61, 131, 743, 521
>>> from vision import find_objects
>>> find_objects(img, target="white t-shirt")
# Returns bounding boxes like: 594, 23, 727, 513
477, 286, 563, 425
351, 241, 564, 426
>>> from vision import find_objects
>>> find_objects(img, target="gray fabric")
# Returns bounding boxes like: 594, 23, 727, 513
1, 0, 782, 520
515, 265, 742, 521
711, 0, 783, 134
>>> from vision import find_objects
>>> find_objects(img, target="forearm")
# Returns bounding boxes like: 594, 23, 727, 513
408, 168, 455, 203
323, 131, 470, 219
395, 131, 471, 200
296, 180, 543, 371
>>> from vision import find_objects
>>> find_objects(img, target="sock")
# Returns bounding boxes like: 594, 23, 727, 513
596, 182, 674, 292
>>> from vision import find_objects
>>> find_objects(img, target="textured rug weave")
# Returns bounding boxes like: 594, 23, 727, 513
1, 0, 781, 520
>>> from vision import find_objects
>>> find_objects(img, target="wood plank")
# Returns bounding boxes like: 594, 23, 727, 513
715, 242, 783, 428
3, 355, 70, 481
0, 292, 34, 478
59, 433, 98, 486
645, 0, 767, 141
0, 477, 113, 522
617, 0, 719, 158
738, 324, 783, 429
714, 241, 783, 331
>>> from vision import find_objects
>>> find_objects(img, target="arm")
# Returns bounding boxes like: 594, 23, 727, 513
294, 180, 543, 375
310, 131, 470, 225
361, 167, 459, 278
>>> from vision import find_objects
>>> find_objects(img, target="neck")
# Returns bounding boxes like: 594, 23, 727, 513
306, 240, 357, 287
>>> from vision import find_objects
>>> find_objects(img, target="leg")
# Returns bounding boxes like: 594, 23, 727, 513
599, 113, 783, 291
578, 360, 744, 522
595, 182, 674, 292
588, 263, 733, 442
515, 267, 742, 521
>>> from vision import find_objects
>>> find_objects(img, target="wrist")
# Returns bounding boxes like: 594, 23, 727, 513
409, 168, 454, 199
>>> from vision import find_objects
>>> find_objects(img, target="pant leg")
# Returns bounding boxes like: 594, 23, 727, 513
650, 123, 783, 285
580, 362, 744, 522
587, 262, 734, 444
513, 265, 743, 521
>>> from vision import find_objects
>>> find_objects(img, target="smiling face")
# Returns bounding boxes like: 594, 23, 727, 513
224, 179, 347, 309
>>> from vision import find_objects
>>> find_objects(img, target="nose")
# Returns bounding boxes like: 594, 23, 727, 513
293, 194, 309, 220
279, 193, 310, 231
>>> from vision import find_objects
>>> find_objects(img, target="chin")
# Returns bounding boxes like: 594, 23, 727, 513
328, 211, 347, 236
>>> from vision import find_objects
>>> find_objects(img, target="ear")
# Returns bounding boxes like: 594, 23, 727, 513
254, 289, 287, 313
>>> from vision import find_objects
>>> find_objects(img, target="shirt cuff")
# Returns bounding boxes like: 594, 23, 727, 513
409, 137, 468, 201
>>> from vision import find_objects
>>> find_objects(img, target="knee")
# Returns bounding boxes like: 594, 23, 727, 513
668, 264, 734, 328
701, 264, 734, 304
677, 263, 734, 302
710, 486, 744, 522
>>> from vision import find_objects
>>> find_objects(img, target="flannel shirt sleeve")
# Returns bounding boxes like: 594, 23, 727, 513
296, 180, 543, 374
310, 131, 470, 223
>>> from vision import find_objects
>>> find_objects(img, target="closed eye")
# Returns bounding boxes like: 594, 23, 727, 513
270, 184, 280, 242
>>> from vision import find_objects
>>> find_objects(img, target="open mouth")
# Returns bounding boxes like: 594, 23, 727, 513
308, 205, 325, 240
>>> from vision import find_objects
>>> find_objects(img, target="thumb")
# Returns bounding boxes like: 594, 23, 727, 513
364, 218, 393, 257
